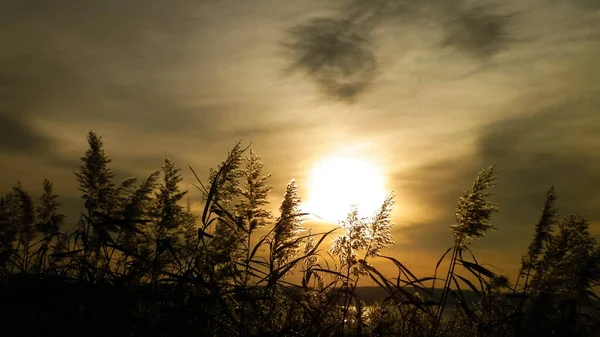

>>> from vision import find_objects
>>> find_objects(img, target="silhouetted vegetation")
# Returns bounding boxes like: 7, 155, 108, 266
1, 131, 599, 337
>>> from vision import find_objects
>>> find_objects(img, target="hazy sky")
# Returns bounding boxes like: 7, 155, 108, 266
1, 0, 599, 279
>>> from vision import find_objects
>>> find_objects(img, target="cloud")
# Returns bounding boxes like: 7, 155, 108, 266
0, 115, 55, 153
441, 4, 513, 57
284, 18, 378, 101
478, 97, 600, 222
283, 0, 516, 101
572, 0, 600, 10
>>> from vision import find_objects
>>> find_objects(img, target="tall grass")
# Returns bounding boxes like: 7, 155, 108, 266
0, 134, 599, 337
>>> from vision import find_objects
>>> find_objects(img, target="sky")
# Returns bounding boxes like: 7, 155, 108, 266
1, 0, 600, 281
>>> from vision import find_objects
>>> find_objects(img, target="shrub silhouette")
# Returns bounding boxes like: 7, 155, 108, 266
0, 131, 598, 337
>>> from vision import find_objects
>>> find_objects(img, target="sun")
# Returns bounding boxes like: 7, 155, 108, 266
303, 155, 388, 223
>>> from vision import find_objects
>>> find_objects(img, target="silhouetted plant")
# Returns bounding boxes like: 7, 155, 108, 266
521, 213, 600, 336
147, 157, 189, 288
74, 131, 116, 281
330, 194, 396, 335
0, 195, 17, 265
517, 186, 558, 292
10, 182, 37, 274
431, 166, 498, 337
33, 179, 65, 273
116, 170, 160, 283
2, 132, 600, 337
206, 141, 246, 281
272, 179, 304, 268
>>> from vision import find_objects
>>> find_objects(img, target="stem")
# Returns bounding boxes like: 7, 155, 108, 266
80, 209, 92, 283
512, 266, 533, 335
430, 241, 461, 337
106, 228, 123, 275
339, 262, 353, 336
239, 226, 253, 337
37, 239, 49, 275
340, 237, 373, 336
151, 228, 165, 291
23, 236, 30, 274
11, 239, 21, 274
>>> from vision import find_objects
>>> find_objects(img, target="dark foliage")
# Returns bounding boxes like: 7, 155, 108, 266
0, 132, 598, 337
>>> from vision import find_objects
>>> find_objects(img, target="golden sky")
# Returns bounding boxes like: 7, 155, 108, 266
1, 0, 600, 281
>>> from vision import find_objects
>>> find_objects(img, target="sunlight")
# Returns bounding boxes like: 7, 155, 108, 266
304, 155, 388, 223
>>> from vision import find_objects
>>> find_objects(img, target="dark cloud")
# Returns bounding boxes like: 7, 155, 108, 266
478, 97, 600, 223
0, 0, 214, 120
572, 0, 600, 9
283, 0, 516, 101
0, 48, 255, 142
284, 18, 377, 101
441, 4, 513, 57
0, 53, 78, 117
0, 115, 54, 153
0, 0, 286, 145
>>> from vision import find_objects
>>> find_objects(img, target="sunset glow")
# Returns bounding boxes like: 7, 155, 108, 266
304, 155, 388, 223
